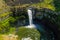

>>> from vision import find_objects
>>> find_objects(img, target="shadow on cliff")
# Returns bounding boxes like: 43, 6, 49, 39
34, 8, 60, 40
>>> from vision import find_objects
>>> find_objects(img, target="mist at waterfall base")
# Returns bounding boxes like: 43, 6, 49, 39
25, 8, 55, 40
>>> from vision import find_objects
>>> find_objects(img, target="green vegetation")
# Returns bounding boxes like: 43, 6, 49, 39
31, 0, 55, 10
54, 0, 60, 11
8, 27, 16, 34
16, 27, 40, 40
0, 0, 60, 40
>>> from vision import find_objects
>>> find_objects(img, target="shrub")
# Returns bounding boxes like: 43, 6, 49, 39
8, 27, 16, 34
0, 22, 10, 34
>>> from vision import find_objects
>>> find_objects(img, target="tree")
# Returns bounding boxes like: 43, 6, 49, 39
53, 0, 60, 11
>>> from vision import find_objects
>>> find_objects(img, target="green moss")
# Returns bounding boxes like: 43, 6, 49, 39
16, 27, 40, 40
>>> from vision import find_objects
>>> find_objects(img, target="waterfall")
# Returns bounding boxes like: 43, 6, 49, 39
26, 8, 35, 28
28, 8, 33, 25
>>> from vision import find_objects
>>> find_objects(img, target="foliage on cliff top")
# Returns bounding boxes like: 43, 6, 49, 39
31, 0, 55, 11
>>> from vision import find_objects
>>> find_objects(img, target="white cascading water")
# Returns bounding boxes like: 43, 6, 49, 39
28, 9, 33, 25
26, 8, 35, 28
